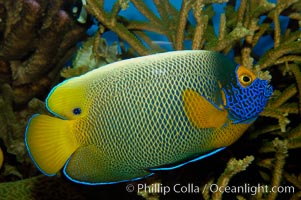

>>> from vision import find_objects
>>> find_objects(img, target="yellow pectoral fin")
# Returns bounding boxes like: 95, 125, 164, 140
183, 89, 228, 129
25, 114, 80, 175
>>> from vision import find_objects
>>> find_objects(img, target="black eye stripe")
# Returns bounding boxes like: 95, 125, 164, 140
73, 108, 81, 115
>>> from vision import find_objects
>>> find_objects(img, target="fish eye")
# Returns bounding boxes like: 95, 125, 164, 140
239, 74, 253, 87
237, 65, 256, 87
73, 108, 81, 115
242, 75, 251, 82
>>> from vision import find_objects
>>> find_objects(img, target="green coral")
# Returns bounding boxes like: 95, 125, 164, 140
61, 35, 120, 78
0, 175, 86, 200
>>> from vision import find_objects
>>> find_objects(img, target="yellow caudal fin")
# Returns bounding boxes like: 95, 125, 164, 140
25, 114, 80, 176
183, 89, 228, 129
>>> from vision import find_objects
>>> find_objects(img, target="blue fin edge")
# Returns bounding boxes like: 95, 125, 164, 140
24, 114, 56, 177
149, 147, 226, 171
62, 157, 154, 185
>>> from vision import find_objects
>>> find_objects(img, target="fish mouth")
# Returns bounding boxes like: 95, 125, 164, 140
264, 84, 273, 97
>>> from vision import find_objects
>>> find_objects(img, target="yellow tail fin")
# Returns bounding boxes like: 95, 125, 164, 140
25, 114, 80, 175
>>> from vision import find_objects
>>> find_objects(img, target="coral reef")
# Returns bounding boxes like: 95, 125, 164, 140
202, 155, 255, 200
61, 34, 120, 78
0, 0, 86, 183
0, 0, 300, 199
0, 175, 86, 200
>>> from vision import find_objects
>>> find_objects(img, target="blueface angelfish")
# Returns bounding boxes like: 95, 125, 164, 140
25, 50, 273, 185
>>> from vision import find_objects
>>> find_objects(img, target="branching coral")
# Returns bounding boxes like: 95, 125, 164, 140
61, 34, 120, 78
85, 0, 251, 55
202, 156, 254, 200
0, 0, 86, 183
0, 0, 86, 104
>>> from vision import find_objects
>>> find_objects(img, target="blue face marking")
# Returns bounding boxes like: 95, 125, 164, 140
224, 78, 273, 123
73, 108, 81, 115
